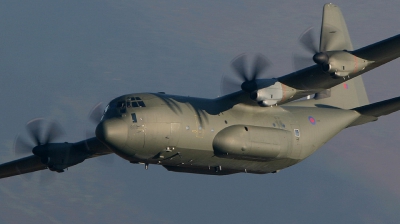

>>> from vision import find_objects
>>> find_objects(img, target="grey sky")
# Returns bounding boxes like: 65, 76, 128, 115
1, 1, 400, 223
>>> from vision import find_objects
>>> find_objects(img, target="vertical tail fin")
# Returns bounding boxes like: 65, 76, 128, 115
314, 3, 369, 109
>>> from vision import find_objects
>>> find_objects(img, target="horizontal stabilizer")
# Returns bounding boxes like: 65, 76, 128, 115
349, 96, 400, 127
0, 155, 46, 179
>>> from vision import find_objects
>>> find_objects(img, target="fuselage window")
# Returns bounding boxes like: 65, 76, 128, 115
131, 113, 137, 123
294, 129, 300, 137
117, 101, 126, 113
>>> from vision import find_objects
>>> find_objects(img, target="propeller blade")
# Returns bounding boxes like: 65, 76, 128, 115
14, 134, 34, 156
16, 166, 34, 181
231, 54, 249, 81
86, 130, 96, 139
220, 75, 242, 96
299, 27, 318, 54
44, 120, 65, 144
292, 53, 314, 72
84, 130, 94, 154
39, 169, 56, 184
250, 54, 270, 81
26, 118, 44, 146
223, 53, 274, 95
89, 102, 104, 124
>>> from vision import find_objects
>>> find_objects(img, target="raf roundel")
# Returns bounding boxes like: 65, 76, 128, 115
308, 116, 316, 125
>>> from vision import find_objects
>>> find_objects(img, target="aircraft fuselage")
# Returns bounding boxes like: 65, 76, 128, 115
95, 93, 359, 175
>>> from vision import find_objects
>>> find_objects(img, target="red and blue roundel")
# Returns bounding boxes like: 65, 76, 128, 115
308, 116, 316, 125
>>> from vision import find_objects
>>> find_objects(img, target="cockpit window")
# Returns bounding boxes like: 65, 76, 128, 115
106, 97, 145, 115
117, 101, 125, 108
128, 97, 146, 107
108, 102, 117, 110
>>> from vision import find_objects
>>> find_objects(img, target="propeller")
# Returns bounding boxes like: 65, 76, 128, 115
14, 118, 64, 157
220, 53, 272, 96
13, 118, 64, 183
86, 102, 104, 140
89, 102, 104, 124
86, 103, 115, 165
86, 102, 104, 143
293, 27, 330, 71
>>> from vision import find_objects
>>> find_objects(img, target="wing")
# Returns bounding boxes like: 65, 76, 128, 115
0, 137, 112, 179
279, 34, 400, 92
279, 3, 400, 92
223, 4, 400, 109
0, 155, 46, 179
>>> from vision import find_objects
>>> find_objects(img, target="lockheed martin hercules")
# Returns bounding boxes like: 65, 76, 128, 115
2, 3, 400, 179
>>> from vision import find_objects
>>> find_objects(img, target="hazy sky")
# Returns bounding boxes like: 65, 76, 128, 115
1, 1, 400, 223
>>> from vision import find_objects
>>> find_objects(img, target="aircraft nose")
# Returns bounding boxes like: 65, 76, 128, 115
95, 118, 128, 148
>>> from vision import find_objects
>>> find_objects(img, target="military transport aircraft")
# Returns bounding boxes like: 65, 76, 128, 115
1, 3, 400, 179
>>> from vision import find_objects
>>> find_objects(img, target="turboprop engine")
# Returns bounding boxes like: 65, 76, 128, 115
314, 51, 373, 77
32, 142, 89, 171
14, 118, 90, 172
249, 80, 296, 106
221, 54, 297, 106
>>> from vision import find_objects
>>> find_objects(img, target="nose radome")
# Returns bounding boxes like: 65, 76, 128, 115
96, 118, 128, 148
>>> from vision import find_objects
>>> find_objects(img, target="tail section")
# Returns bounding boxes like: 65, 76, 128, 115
319, 3, 353, 52
313, 76, 369, 109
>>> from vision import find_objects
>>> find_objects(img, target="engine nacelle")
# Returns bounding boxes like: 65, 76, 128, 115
213, 125, 291, 161
250, 81, 296, 106
323, 51, 373, 77
34, 143, 89, 171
